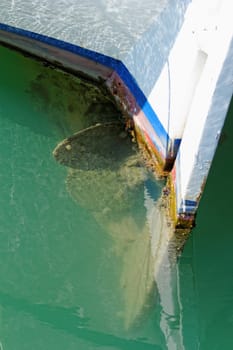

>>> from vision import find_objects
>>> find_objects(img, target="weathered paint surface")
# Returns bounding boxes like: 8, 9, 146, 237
170, 0, 233, 223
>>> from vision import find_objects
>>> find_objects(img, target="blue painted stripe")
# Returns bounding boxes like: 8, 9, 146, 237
0, 22, 169, 155
174, 153, 197, 215
178, 199, 198, 214
142, 101, 168, 147
108, 62, 168, 146
184, 199, 197, 207
0, 22, 116, 67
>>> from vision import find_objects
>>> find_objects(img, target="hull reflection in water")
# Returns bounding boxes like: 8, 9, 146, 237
53, 120, 183, 337
146, 195, 186, 349
53, 121, 157, 329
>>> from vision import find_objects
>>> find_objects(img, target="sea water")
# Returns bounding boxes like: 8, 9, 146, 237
0, 45, 164, 349
179, 97, 233, 350
0, 44, 232, 350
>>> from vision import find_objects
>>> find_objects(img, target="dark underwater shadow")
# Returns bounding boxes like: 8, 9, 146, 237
0, 44, 120, 139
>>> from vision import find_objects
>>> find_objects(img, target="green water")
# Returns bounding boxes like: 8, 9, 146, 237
179, 97, 233, 350
0, 44, 232, 350
0, 45, 164, 349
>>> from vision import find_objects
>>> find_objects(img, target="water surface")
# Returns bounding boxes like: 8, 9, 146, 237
0, 45, 164, 350
179, 97, 233, 350
0, 44, 232, 350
